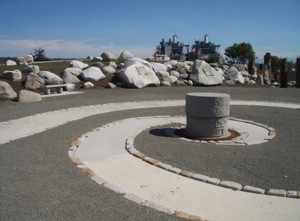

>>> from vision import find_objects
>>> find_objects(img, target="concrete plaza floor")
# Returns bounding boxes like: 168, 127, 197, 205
1, 86, 300, 220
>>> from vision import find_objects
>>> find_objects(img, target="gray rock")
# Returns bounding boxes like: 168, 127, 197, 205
119, 50, 134, 62
101, 66, 116, 75
17, 55, 34, 64
92, 56, 103, 62
119, 57, 160, 89
164, 60, 178, 69
0, 81, 17, 99
83, 82, 94, 89
17, 90, 41, 103
69, 60, 88, 69
25, 73, 45, 90
101, 52, 116, 61
156, 70, 169, 78
63, 67, 82, 77
189, 60, 223, 86
162, 75, 177, 84
225, 66, 245, 84
62, 71, 81, 84
38, 71, 63, 85
81, 67, 105, 81
6, 60, 17, 66
65, 83, 76, 91
108, 62, 117, 69
24, 65, 40, 74
175, 80, 185, 86
150, 62, 168, 73
187, 80, 193, 86
160, 81, 171, 86
1, 70, 22, 81
170, 70, 180, 78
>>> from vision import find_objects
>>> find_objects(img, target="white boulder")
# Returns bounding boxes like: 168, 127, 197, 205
119, 50, 134, 61
150, 62, 168, 73
156, 71, 169, 78
101, 52, 116, 61
24, 65, 40, 74
189, 60, 223, 86
65, 83, 76, 91
25, 73, 45, 90
101, 66, 116, 75
109, 61, 118, 69
162, 75, 178, 84
226, 66, 245, 84
119, 57, 160, 89
69, 60, 88, 69
0, 81, 17, 99
170, 70, 180, 78
63, 67, 82, 77
17, 55, 34, 64
80, 67, 105, 81
1, 70, 22, 81
6, 60, 17, 66
83, 82, 94, 89
62, 71, 81, 84
164, 60, 178, 69
17, 90, 41, 103
160, 81, 171, 87
38, 71, 63, 85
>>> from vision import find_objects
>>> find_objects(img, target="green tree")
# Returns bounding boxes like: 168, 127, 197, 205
224, 42, 255, 64
31, 48, 48, 61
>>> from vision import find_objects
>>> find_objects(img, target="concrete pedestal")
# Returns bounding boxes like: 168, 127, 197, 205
185, 93, 230, 138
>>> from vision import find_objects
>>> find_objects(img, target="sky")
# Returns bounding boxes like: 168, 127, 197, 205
0, 0, 299, 62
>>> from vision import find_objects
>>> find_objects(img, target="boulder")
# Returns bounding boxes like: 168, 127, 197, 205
6, 60, 17, 66
17, 90, 41, 103
162, 75, 178, 84
17, 55, 34, 64
63, 67, 82, 77
80, 67, 105, 81
119, 50, 134, 61
119, 57, 160, 89
156, 70, 169, 78
62, 71, 81, 84
109, 61, 118, 69
175, 80, 185, 86
106, 82, 117, 89
93, 56, 103, 61
170, 70, 180, 78
25, 73, 45, 90
189, 60, 223, 86
225, 66, 245, 84
160, 81, 171, 87
65, 83, 76, 91
101, 52, 116, 61
232, 64, 247, 71
1, 70, 22, 81
38, 71, 63, 85
101, 66, 116, 75
150, 62, 168, 73
83, 82, 94, 89
164, 60, 178, 69
24, 65, 40, 74
0, 81, 17, 99
69, 60, 88, 69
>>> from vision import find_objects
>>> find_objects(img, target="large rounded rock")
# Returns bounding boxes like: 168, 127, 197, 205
17, 90, 41, 103
150, 62, 168, 73
101, 52, 116, 61
24, 65, 40, 75
80, 67, 105, 81
119, 50, 134, 62
0, 81, 17, 99
17, 55, 34, 65
69, 60, 88, 69
189, 60, 223, 86
6, 60, 17, 66
25, 73, 45, 90
101, 66, 116, 75
38, 71, 63, 85
226, 66, 245, 84
63, 67, 82, 77
62, 71, 81, 84
1, 70, 22, 81
119, 57, 160, 89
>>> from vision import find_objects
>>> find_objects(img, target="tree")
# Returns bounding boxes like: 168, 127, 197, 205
31, 48, 48, 61
224, 42, 255, 64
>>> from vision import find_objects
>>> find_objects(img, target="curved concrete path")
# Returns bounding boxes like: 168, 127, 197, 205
1, 99, 300, 221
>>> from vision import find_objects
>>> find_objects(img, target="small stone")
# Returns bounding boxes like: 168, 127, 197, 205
206, 177, 221, 185
266, 189, 286, 197
179, 170, 194, 178
219, 181, 242, 190
106, 82, 117, 89
242, 185, 265, 194
191, 174, 209, 182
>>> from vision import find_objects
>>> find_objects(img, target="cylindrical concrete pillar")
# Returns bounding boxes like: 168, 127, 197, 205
185, 93, 230, 138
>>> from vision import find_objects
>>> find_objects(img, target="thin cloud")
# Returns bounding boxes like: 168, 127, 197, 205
0, 39, 154, 59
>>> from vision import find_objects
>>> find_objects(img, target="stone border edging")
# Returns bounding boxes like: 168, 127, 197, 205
121, 116, 300, 199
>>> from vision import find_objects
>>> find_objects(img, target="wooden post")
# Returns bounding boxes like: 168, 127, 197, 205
280, 58, 287, 88
296, 57, 300, 88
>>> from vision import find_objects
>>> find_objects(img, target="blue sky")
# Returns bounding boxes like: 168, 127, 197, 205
0, 0, 299, 62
